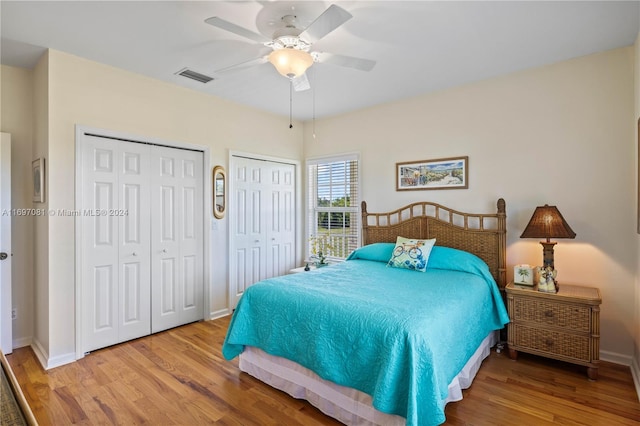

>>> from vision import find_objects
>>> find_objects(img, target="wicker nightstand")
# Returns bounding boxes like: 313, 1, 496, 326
505, 282, 601, 379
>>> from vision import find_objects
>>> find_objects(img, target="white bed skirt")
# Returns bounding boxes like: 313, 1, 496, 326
239, 331, 498, 426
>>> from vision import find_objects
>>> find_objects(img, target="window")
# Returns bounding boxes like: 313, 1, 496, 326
307, 154, 360, 261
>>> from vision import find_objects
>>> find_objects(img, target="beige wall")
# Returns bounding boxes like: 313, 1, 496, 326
304, 47, 637, 360
0, 65, 35, 347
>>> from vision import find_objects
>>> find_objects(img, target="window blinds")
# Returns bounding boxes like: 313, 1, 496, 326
306, 154, 360, 260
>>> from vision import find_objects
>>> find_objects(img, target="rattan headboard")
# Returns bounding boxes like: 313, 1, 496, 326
361, 198, 507, 289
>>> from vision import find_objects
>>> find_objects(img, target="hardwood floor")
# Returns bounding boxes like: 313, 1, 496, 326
6, 315, 640, 425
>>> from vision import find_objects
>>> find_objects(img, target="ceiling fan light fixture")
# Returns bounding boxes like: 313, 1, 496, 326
268, 48, 314, 79
270, 35, 311, 51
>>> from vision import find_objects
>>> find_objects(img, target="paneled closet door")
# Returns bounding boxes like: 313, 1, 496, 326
81, 136, 151, 352
229, 156, 296, 309
230, 157, 266, 308
265, 164, 296, 278
150, 146, 204, 333
119, 143, 152, 342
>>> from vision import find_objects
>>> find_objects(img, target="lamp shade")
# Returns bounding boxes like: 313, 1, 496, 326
520, 204, 576, 242
268, 49, 314, 79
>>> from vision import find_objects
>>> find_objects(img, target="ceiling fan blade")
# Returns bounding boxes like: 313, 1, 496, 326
205, 17, 271, 44
214, 56, 268, 75
298, 4, 352, 44
292, 73, 311, 92
318, 53, 376, 72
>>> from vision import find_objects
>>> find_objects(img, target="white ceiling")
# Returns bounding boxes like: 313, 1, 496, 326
2, 1, 639, 121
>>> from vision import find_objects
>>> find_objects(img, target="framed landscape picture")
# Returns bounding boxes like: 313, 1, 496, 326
396, 156, 468, 191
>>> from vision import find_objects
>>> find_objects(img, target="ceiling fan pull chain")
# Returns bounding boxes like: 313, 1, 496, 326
312, 67, 317, 139
289, 79, 293, 129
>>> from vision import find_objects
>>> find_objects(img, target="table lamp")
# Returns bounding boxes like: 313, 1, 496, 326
520, 204, 576, 289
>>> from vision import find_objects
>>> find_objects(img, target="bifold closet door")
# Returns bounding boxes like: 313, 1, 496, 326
265, 162, 296, 278
81, 135, 204, 352
230, 156, 296, 308
150, 146, 204, 333
81, 136, 151, 352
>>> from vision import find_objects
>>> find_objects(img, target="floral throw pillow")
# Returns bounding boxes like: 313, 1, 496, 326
387, 237, 436, 272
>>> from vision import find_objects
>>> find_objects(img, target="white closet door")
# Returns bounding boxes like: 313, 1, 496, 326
151, 146, 203, 333
265, 164, 296, 278
119, 143, 152, 342
82, 136, 151, 352
230, 156, 296, 308
230, 157, 266, 308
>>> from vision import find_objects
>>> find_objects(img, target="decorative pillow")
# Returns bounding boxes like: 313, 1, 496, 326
387, 237, 436, 272
346, 243, 395, 263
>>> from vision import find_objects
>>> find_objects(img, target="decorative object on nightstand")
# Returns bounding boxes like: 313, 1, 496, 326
520, 204, 576, 293
290, 264, 317, 274
514, 264, 534, 287
506, 282, 601, 380
536, 265, 558, 293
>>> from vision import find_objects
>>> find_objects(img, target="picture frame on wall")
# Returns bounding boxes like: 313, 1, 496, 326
396, 156, 468, 191
32, 157, 45, 203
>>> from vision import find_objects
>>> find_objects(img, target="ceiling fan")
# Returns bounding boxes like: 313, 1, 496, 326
205, 3, 376, 91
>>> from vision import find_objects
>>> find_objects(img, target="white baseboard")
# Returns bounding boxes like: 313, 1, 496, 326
31, 338, 76, 370
209, 308, 231, 320
12, 336, 32, 350
46, 352, 76, 369
30, 338, 49, 370
601, 350, 639, 402
600, 350, 633, 366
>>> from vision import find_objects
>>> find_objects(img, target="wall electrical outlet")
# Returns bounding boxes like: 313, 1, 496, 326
11, 308, 16, 320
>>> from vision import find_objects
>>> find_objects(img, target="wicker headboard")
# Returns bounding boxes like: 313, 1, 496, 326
361, 198, 507, 289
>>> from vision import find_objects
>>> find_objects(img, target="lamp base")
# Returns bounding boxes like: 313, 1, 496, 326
540, 241, 557, 269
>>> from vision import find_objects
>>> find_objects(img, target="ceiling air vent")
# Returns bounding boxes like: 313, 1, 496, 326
175, 68, 214, 84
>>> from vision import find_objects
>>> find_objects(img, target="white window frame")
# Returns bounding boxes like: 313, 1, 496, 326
306, 153, 361, 262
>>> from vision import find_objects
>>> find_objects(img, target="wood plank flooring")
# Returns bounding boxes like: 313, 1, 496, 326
6, 315, 640, 425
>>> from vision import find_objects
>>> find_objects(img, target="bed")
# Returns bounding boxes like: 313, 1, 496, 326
223, 198, 509, 426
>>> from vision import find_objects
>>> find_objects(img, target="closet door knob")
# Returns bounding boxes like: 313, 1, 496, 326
132, 252, 137, 257
162, 249, 167, 253
0, 252, 7, 260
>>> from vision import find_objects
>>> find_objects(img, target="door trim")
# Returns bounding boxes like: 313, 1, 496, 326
0, 133, 12, 353
75, 125, 211, 360
227, 151, 301, 310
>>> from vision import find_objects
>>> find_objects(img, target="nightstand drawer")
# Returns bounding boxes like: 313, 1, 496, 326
511, 324, 591, 361
513, 298, 590, 332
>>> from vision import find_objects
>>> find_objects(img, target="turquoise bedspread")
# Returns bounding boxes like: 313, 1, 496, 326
223, 246, 509, 426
